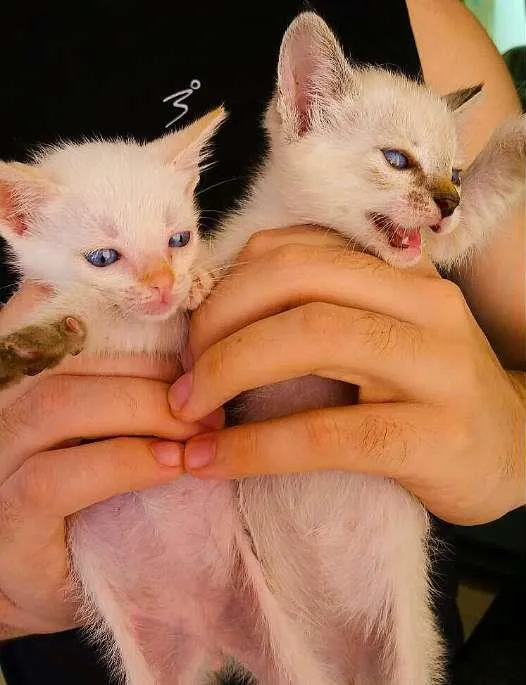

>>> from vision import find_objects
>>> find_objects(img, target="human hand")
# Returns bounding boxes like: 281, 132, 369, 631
0, 284, 221, 639
163, 227, 525, 526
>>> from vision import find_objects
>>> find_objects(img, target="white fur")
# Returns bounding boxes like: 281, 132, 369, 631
210, 12, 526, 685
1, 11, 524, 685
214, 14, 525, 271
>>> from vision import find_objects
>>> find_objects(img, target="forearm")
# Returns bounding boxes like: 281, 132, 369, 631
407, 0, 525, 370
454, 207, 526, 371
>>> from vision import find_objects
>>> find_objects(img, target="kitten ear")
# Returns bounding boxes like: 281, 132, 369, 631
147, 106, 226, 171
443, 83, 483, 114
275, 12, 352, 139
0, 161, 58, 239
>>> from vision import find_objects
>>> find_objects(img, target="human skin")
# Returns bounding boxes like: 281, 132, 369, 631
1, 0, 524, 640
163, 1, 525, 521
0, 286, 221, 639
166, 228, 525, 526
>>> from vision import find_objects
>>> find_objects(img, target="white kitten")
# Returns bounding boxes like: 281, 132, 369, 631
0, 11, 524, 684
0, 108, 224, 370
1, 105, 334, 685
211, 12, 526, 685
215, 14, 525, 270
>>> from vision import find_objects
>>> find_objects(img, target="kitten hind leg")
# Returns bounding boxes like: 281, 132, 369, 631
375, 532, 444, 685
0, 316, 86, 389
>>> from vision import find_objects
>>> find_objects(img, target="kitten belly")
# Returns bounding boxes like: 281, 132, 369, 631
235, 377, 435, 684
70, 478, 267, 682
234, 374, 358, 423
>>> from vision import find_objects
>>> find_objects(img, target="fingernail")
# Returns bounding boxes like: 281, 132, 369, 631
169, 372, 193, 412
185, 436, 216, 470
181, 346, 194, 372
151, 441, 183, 467
199, 408, 225, 430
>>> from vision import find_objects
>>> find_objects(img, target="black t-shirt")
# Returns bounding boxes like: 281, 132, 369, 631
0, 2, 462, 683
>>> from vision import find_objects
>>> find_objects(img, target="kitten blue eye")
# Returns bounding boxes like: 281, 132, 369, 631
451, 168, 462, 185
169, 231, 191, 248
382, 149, 409, 170
85, 249, 120, 267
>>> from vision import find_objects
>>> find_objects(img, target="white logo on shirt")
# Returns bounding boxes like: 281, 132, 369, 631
163, 79, 201, 128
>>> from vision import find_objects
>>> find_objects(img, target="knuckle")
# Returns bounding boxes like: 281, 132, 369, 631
295, 302, 336, 339
358, 414, 410, 471
25, 375, 74, 423
446, 411, 474, 457
114, 382, 141, 421
231, 425, 261, 467
14, 457, 55, 513
302, 410, 347, 457
243, 229, 282, 258
447, 342, 484, 398
432, 279, 470, 321
267, 242, 311, 269
104, 438, 141, 477
346, 250, 390, 274
354, 311, 399, 354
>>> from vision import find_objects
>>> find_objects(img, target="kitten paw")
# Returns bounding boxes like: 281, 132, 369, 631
0, 316, 87, 389
185, 271, 215, 311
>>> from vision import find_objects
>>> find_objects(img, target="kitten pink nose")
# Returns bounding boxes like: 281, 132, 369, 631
150, 285, 172, 304
140, 262, 175, 304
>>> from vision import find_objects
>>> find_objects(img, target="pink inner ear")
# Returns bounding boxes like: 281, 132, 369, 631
0, 183, 27, 235
281, 36, 318, 134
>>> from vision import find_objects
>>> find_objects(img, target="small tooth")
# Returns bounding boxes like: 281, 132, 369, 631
402, 237, 410, 246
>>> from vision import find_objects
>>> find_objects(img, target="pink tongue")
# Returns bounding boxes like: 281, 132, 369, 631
389, 228, 421, 250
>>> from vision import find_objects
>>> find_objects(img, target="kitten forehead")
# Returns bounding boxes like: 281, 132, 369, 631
352, 68, 458, 157
35, 141, 197, 239
101, 217, 119, 238
37, 140, 190, 193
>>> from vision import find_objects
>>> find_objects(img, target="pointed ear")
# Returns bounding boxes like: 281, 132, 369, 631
275, 12, 352, 139
443, 83, 483, 114
147, 106, 227, 170
0, 161, 58, 240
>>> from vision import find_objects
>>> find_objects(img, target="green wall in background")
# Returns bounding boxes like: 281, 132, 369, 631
465, 0, 526, 52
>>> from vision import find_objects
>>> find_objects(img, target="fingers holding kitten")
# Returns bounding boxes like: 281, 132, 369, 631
0, 436, 185, 628
190, 229, 439, 360
0, 374, 215, 482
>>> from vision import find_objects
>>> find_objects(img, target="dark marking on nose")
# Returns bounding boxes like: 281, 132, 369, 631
433, 190, 460, 218
428, 178, 460, 219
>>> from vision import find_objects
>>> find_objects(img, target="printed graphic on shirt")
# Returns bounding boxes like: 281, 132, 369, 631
163, 79, 202, 128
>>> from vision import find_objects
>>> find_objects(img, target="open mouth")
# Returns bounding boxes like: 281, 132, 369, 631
368, 213, 423, 251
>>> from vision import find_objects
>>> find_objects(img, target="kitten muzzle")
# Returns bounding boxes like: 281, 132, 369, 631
368, 212, 422, 252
